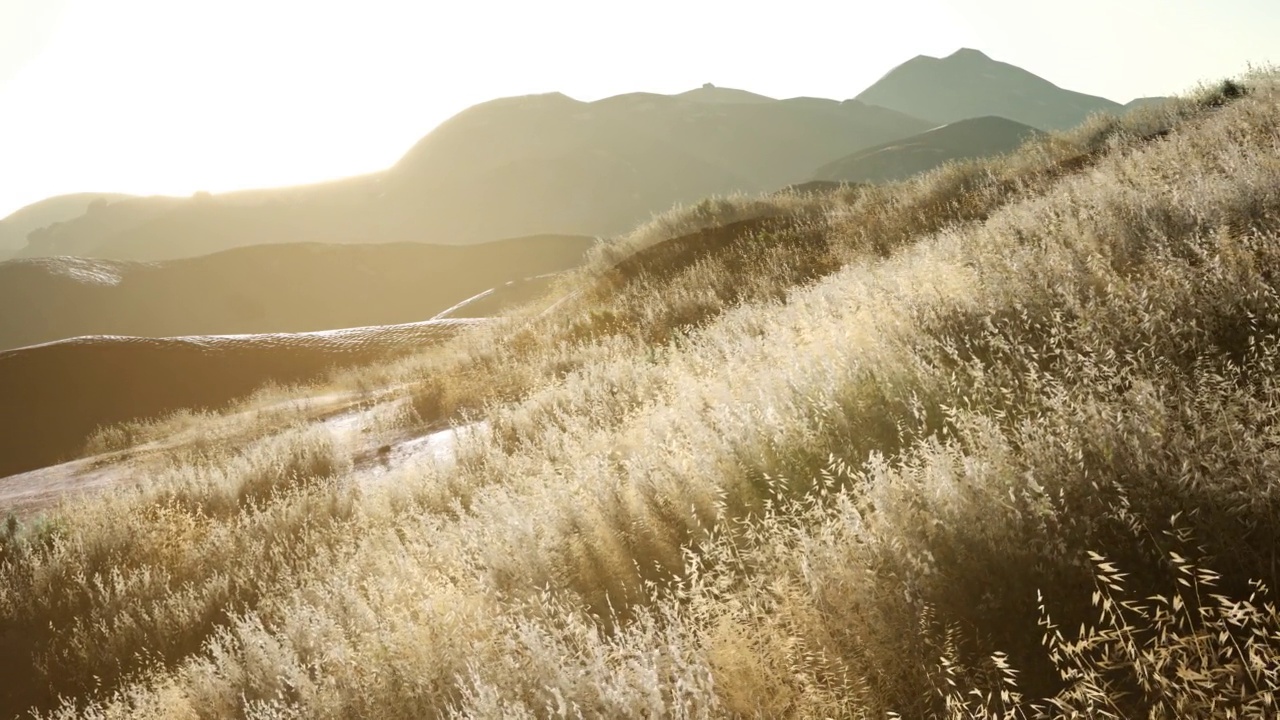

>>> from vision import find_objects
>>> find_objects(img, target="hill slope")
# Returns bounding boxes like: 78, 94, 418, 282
813, 115, 1045, 183
0, 233, 594, 351
0, 71, 1271, 720
0, 319, 479, 479
856, 47, 1123, 129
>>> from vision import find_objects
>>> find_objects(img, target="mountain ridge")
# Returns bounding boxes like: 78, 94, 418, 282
856, 47, 1131, 129
8, 49, 1168, 262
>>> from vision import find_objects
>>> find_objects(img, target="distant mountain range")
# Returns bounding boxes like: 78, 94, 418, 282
11, 93, 930, 261
2, 48, 1170, 264
0, 234, 594, 352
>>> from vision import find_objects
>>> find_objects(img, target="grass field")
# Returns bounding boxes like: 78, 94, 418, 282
2, 72, 1279, 718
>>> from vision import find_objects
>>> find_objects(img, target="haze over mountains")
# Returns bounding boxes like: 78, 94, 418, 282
4, 48, 1168, 265
0, 192, 132, 259
11, 95, 930, 262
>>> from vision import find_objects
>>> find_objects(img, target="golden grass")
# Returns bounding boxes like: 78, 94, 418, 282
3, 74, 1280, 718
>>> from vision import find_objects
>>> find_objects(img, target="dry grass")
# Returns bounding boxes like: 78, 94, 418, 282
3, 74, 1280, 718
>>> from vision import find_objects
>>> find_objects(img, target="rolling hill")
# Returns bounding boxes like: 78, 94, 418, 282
813, 115, 1045, 184
0, 70, 1272, 720
0, 318, 479, 480
0, 233, 594, 352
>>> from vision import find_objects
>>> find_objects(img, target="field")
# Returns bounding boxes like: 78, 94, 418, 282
2, 73, 1279, 718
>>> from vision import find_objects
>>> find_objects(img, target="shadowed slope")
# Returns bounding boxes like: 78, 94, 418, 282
813, 116, 1045, 184
380, 91, 931, 244
0, 234, 594, 351
0, 319, 480, 479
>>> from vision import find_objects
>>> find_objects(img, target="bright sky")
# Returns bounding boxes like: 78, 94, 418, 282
1, 0, 1276, 219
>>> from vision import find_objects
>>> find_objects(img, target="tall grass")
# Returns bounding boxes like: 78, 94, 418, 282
2, 74, 1279, 718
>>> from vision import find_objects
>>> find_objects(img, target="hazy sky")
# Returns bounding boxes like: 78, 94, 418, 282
1, 0, 1276, 218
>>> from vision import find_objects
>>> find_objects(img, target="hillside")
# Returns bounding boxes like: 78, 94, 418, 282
1, 74, 1277, 719
856, 47, 1124, 129
0, 234, 594, 351
813, 115, 1045, 183
0, 319, 479, 480
0, 193, 133, 258
18, 90, 931, 261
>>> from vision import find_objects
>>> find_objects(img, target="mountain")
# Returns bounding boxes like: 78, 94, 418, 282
15, 91, 932, 261
0, 193, 133, 258
855, 47, 1123, 130
813, 116, 1045, 184
0, 234, 594, 352
11, 50, 1166, 262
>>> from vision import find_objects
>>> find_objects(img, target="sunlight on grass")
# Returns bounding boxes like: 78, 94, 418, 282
3, 74, 1279, 718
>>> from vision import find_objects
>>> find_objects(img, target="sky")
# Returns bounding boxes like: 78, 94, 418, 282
1, 0, 1277, 219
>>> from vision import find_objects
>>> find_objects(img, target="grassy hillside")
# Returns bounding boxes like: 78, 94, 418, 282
2, 72, 1278, 719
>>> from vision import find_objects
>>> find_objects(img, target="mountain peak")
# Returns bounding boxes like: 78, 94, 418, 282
856, 48, 1122, 130
946, 48, 992, 61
